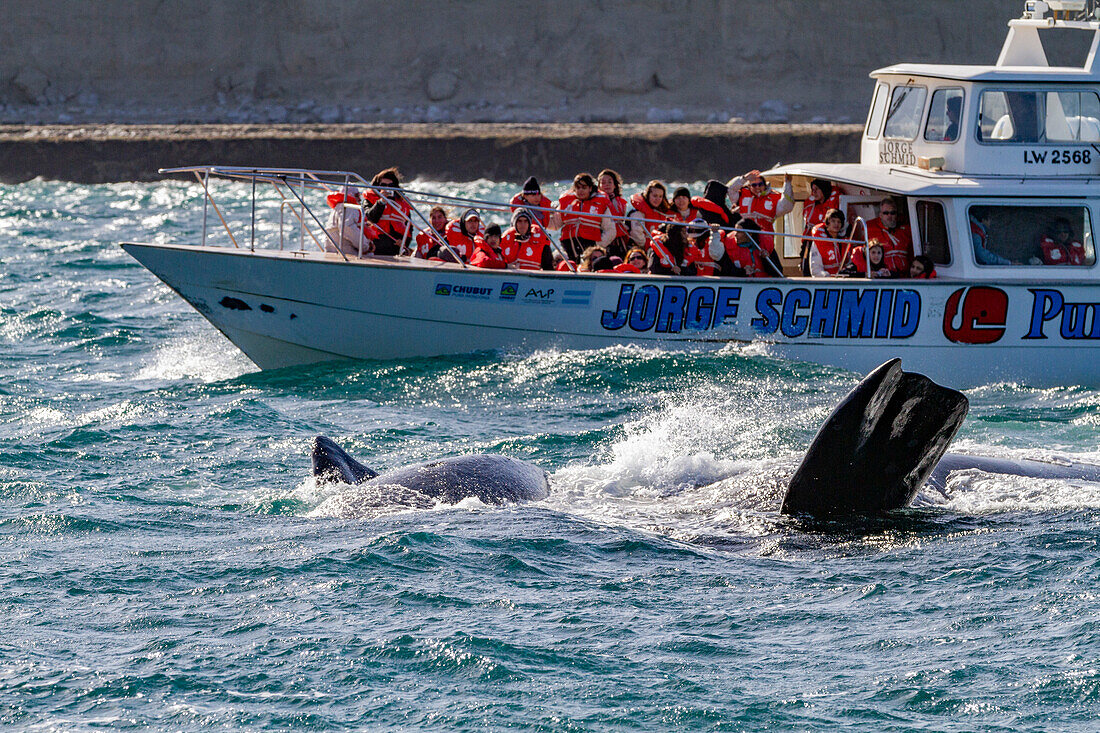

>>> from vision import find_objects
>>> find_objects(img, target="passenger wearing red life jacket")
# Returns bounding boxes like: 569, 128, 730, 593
469, 224, 508, 269
444, 209, 484, 262
727, 170, 794, 253
598, 169, 630, 258
324, 185, 368, 256
613, 248, 649, 274
1039, 217, 1088, 266
808, 209, 847, 277
510, 177, 553, 228
863, 197, 913, 275
415, 206, 450, 259
669, 187, 699, 225
849, 240, 893, 279
720, 220, 776, 277
909, 255, 937, 279
361, 167, 412, 256
802, 179, 842, 235
648, 224, 698, 276
628, 180, 673, 236
553, 172, 613, 261
685, 218, 720, 276
800, 179, 842, 274
502, 209, 554, 270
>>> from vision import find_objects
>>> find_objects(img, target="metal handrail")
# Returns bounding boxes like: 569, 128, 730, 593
169, 166, 882, 278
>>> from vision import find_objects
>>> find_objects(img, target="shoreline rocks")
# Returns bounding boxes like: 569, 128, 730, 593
0, 123, 863, 184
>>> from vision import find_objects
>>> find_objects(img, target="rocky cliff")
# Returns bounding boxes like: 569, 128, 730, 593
0, 1, 1016, 124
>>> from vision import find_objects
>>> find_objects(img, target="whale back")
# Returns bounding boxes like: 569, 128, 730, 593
782, 359, 969, 516
311, 436, 549, 505
369, 454, 550, 505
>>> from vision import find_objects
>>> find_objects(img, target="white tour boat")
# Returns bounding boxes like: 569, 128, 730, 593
123, 1, 1100, 388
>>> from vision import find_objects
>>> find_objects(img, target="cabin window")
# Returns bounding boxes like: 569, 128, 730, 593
924, 89, 964, 143
916, 201, 950, 265
977, 90, 1100, 143
967, 204, 1094, 267
883, 86, 928, 140
865, 82, 889, 140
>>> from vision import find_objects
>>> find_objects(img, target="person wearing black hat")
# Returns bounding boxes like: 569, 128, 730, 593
670, 186, 698, 225
801, 178, 842, 275
510, 176, 552, 228
469, 223, 508, 269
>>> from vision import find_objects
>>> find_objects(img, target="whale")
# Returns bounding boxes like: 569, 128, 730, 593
311, 360, 1100, 516
311, 436, 550, 505
780, 358, 1100, 516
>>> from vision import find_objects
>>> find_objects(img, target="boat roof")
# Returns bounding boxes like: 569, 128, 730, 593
765, 162, 1100, 198
872, 63, 1100, 83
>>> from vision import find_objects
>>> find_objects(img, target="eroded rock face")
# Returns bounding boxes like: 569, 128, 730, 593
0, 1, 1013, 123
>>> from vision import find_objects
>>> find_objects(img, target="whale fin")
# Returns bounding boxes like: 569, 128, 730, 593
781, 359, 969, 516
312, 436, 379, 485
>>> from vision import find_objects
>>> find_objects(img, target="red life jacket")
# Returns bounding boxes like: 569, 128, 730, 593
810, 223, 843, 275
510, 192, 553, 227
445, 219, 483, 261
558, 192, 609, 241
504, 227, 551, 269
1040, 235, 1087, 266
864, 218, 912, 274
802, 189, 842, 235
612, 262, 642, 274
682, 244, 713, 275
555, 259, 574, 272
670, 205, 699, 225
736, 187, 784, 251
605, 194, 629, 239
629, 192, 671, 234
691, 196, 730, 224
362, 190, 412, 241
648, 233, 676, 268
469, 239, 507, 269
326, 191, 360, 208
415, 227, 447, 258
722, 231, 770, 277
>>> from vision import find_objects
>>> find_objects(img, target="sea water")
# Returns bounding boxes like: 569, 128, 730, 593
2, 179, 1100, 731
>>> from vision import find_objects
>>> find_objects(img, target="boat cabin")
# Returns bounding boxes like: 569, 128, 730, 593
769, 1, 1100, 280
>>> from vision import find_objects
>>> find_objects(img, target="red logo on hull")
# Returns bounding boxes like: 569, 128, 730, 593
943, 286, 1008, 344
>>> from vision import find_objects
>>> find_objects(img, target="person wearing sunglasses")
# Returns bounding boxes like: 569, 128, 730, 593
864, 197, 913, 276
360, 167, 412, 256
613, 247, 650, 274
726, 169, 794, 257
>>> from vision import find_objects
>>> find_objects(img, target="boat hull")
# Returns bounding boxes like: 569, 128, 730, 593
122, 243, 1100, 387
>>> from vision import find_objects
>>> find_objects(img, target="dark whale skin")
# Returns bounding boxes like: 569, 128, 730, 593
311, 436, 549, 505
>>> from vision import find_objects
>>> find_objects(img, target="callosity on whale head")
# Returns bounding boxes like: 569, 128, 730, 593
311, 436, 550, 505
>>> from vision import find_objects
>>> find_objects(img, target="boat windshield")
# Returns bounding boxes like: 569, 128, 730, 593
978, 90, 1100, 143
968, 204, 1094, 267
883, 86, 928, 140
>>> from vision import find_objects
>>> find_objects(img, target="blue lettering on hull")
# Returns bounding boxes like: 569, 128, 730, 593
602, 284, 921, 339
1025, 289, 1100, 340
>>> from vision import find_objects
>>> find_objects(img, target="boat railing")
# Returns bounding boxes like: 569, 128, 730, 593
161, 166, 871, 272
